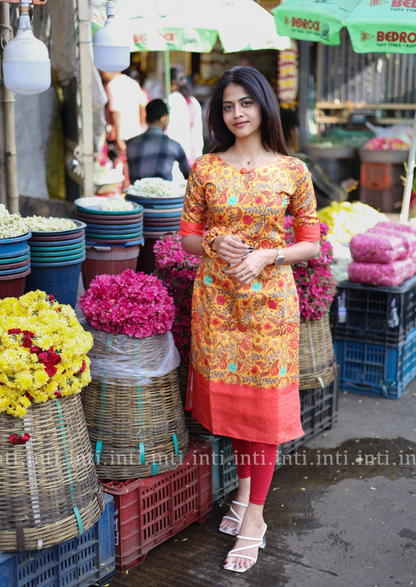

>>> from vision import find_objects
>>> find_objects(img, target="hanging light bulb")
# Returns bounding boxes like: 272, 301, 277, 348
93, 0, 130, 73
3, 1, 51, 96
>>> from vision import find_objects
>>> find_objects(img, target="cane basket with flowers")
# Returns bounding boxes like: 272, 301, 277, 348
0, 290, 104, 551
285, 218, 338, 389
153, 236, 211, 435
79, 270, 188, 479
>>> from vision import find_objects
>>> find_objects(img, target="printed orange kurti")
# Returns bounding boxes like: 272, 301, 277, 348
179, 153, 320, 444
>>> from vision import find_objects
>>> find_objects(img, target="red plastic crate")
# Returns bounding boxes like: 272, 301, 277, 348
360, 161, 403, 189
100, 437, 212, 572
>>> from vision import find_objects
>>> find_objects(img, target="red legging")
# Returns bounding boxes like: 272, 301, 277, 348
231, 438, 278, 505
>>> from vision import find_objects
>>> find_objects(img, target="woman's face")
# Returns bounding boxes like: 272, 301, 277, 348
222, 83, 261, 139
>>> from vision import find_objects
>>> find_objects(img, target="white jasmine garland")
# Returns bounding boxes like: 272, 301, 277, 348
99, 199, 134, 212
126, 178, 186, 199
25, 216, 77, 231
0, 204, 30, 239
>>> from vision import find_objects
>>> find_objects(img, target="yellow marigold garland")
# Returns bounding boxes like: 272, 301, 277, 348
0, 290, 93, 418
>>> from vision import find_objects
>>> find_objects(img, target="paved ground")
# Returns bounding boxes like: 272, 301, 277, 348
106, 381, 416, 587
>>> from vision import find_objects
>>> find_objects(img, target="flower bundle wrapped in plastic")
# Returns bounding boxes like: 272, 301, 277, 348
79, 269, 175, 339
285, 218, 336, 322
0, 290, 93, 419
348, 221, 416, 285
368, 224, 416, 259
348, 258, 413, 287
350, 232, 407, 264
154, 235, 201, 362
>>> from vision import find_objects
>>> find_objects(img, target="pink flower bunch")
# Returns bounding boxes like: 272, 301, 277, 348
153, 236, 201, 362
284, 217, 336, 322
79, 269, 175, 339
363, 137, 408, 151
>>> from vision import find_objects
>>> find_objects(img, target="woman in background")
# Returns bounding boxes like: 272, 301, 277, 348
168, 68, 204, 166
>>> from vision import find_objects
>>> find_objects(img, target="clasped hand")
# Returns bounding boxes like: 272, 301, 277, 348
212, 235, 272, 285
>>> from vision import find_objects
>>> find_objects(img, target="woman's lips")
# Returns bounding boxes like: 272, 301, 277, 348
234, 121, 248, 127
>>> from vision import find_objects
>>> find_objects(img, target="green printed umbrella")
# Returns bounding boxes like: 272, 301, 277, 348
273, 0, 416, 221
272, 0, 362, 46
273, 0, 416, 54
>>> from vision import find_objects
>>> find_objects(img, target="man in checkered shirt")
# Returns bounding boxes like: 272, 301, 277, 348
126, 99, 191, 182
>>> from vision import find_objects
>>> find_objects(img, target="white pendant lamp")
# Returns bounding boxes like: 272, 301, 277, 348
3, 1, 51, 96
93, 0, 130, 73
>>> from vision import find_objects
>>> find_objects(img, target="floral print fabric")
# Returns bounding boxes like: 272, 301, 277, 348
179, 153, 320, 444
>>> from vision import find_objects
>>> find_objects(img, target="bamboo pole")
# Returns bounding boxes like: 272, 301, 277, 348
77, 0, 94, 198
1, 3, 19, 213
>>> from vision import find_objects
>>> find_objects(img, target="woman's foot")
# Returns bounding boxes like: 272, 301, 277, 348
219, 480, 250, 535
223, 505, 266, 572
219, 501, 248, 535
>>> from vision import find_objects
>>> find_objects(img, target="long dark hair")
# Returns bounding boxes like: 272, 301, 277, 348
208, 66, 288, 156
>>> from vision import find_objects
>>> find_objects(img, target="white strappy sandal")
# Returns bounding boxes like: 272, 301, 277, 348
219, 500, 248, 536
223, 523, 267, 573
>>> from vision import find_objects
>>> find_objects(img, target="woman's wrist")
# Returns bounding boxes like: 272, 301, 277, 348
264, 249, 278, 265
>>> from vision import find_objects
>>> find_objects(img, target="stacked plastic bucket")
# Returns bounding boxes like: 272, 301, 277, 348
25, 221, 86, 308
74, 197, 144, 289
0, 232, 32, 299
125, 193, 184, 274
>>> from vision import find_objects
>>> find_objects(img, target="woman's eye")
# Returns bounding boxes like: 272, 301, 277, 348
223, 105, 232, 111
243, 101, 253, 106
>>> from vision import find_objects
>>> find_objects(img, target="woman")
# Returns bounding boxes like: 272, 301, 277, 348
179, 67, 320, 573
168, 68, 204, 166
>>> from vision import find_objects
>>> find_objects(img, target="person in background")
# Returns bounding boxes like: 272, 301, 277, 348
100, 71, 148, 158
279, 108, 358, 208
168, 68, 204, 166
126, 99, 190, 183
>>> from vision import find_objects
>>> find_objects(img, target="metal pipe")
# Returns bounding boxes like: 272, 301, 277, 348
1, 2, 19, 214
400, 111, 416, 223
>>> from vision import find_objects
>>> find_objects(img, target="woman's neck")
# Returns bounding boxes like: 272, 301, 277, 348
232, 134, 266, 159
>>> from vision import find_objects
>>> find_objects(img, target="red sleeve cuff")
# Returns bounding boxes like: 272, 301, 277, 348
293, 223, 320, 242
179, 219, 207, 237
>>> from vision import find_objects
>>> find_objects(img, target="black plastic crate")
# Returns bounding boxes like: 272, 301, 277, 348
280, 374, 339, 455
334, 274, 416, 347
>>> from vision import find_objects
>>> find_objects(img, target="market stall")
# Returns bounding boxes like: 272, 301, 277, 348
273, 0, 416, 221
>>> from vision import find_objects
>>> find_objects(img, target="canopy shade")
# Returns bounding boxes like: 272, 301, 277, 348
92, 0, 291, 53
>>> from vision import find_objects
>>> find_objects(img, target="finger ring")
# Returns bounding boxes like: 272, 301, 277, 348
241, 270, 245, 277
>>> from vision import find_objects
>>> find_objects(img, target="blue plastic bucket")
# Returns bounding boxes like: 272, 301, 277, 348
29, 244, 86, 257
28, 234, 85, 247
25, 257, 85, 309
83, 222, 143, 234
0, 233, 32, 255
0, 250, 30, 265
0, 260, 31, 276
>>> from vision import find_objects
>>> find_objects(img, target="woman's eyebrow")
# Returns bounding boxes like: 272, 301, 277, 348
222, 96, 252, 104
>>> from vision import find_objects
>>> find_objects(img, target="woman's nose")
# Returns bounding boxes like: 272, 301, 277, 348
234, 105, 243, 118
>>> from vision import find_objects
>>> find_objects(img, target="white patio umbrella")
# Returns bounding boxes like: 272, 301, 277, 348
92, 0, 291, 97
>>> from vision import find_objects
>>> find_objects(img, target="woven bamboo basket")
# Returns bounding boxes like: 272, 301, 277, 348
177, 360, 212, 436
82, 329, 188, 480
299, 313, 337, 390
0, 394, 105, 552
